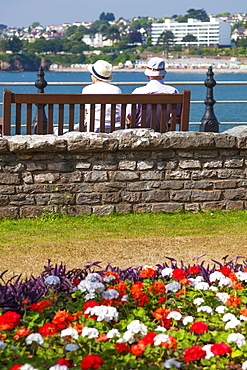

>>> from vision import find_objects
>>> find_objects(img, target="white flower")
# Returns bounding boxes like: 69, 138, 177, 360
127, 320, 147, 336
215, 305, 228, 314
189, 276, 204, 287
194, 282, 210, 291
49, 365, 68, 370
240, 315, 247, 321
197, 306, 213, 314
209, 271, 225, 282
218, 277, 232, 287
61, 327, 78, 340
121, 294, 128, 301
161, 268, 173, 278
65, 343, 79, 352
209, 286, 218, 292
21, 365, 39, 370
84, 305, 118, 322
84, 292, 97, 301
193, 298, 204, 305
202, 344, 214, 359
0, 339, 6, 350
85, 273, 102, 282
166, 282, 181, 293
154, 334, 170, 346
216, 292, 230, 304
235, 271, 247, 282
242, 360, 247, 370
81, 327, 99, 339
102, 289, 119, 300
106, 329, 121, 338
155, 326, 167, 332
77, 279, 105, 294
103, 275, 117, 283
222, 313, 237, 322
166, 311, 182, 320
183, 316, 194, 325
227, 333, 246, 347
164, 358, 181, 368
225, 319, 241, 330
44, 275, 61, 285
25, 333, 44, 345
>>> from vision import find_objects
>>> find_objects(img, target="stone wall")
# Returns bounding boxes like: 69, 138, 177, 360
1, 128, 247, 217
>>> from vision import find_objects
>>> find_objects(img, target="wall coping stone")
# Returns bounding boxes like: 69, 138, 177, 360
1, 128, 246, 153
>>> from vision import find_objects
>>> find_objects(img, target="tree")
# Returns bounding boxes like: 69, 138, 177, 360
106, 25, 120, 43
176, 8, 209, 22
31, 22, 40, 28
157, 30, 175, 55
0, 24, 7, 30
65, 25, 78, 37
99, 12, 115, 22
128, 30, 142, 45
182, 34, 197, 48
6, 36, 23, 53
216, 12, 230, 17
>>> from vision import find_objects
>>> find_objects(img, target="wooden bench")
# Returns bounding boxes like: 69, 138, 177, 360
2, 89, 190, 135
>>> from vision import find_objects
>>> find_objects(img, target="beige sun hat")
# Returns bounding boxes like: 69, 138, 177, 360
87, 60, 113, 81
144, 57, 167, 77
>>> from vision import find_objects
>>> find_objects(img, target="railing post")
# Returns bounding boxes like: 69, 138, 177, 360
200, 66, 219, 133
32, 66, 48, 134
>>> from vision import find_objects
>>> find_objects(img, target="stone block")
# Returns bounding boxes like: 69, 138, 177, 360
184, 203, 201, 212
142, 190, 170, 202
0, 173, 20, 185
200, 201, 226, 211
214, 180, 237, 189
77, 193, 101, 205
92, 205, 115, 215
0, 207, 19, 217
84, 171, 108, 182
137, 161, 154, 170
226, 201, 244, 211
119, 160, 136, 170
179, 160, 201, 169
203, 160, 223, 169
113, 171, 139, 181
160, 181, 184, 190
191, 190, 222, 202
151, 202, 184, 213
140, 171, 163, 180
171, 190, 191, 202
224, 158, 244, 168
133, 203, 152, 212
115, 204, 133, 213
223, 189, 247, 200
184, 181, 213, 190
121, 191, 141, 203
165, 171, 190, 180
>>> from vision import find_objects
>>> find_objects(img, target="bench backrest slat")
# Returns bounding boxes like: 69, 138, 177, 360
2, 90, 190, 135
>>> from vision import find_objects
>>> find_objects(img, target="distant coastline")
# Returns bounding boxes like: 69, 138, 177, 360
49, 66, 247, 74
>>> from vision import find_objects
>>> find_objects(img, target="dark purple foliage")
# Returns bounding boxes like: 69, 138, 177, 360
1, 256, 247, 313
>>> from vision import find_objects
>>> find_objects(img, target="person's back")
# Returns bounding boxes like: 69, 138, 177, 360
82, 60, 122, 133
126, 57, 180, 131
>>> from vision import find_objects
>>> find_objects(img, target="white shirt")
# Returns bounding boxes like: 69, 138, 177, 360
126, 79, 179, 130
82, 81, 122, 132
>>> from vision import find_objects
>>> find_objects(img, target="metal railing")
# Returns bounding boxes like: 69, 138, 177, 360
1, 66, 247, 132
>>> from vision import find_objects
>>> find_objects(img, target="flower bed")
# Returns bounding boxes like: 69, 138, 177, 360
1, 257, 247, 369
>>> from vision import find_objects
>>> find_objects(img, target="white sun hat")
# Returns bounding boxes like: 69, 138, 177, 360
144, 57, 167, 77
87, 60, 113, 81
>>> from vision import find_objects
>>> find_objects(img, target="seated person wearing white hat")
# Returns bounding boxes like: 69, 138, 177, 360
82, 60, 122, 133
126, 57, 180, 131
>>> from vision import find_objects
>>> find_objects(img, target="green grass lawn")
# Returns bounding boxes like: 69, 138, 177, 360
0, 210, 246, 246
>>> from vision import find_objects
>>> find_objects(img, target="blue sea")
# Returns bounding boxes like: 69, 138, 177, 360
1, 70, 247, 133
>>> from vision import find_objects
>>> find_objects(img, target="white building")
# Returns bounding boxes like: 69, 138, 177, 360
151, 18, 231, 47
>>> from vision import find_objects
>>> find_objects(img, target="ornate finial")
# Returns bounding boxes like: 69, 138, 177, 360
35, 66, 47, 93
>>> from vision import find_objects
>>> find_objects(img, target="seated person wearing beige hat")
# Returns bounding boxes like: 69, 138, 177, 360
82, 60, 122, 133
126, 57, 180, 130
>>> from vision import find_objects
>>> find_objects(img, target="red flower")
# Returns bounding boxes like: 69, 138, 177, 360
187, 266, 201, 275
114, 343, 130, 353
8, 365, 21, 370
172, 268, 187, 280
190, 321, 209, 334
95, 333, 109, 342
83, 300, 100, 320
130, 343, 146, 356
0, 311, 21, 330
140, 267, 157, 279
13, 327, 31, 340
139, 331, 155, 345
57, 358, 73, 367
28, 300, 53, 312
81, 354, 104, 369
73, 278, 80, 286
218, 266, 232, 277
211, 342, 232, 356
184, 345, 206, 362
38, 322, 58, 337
